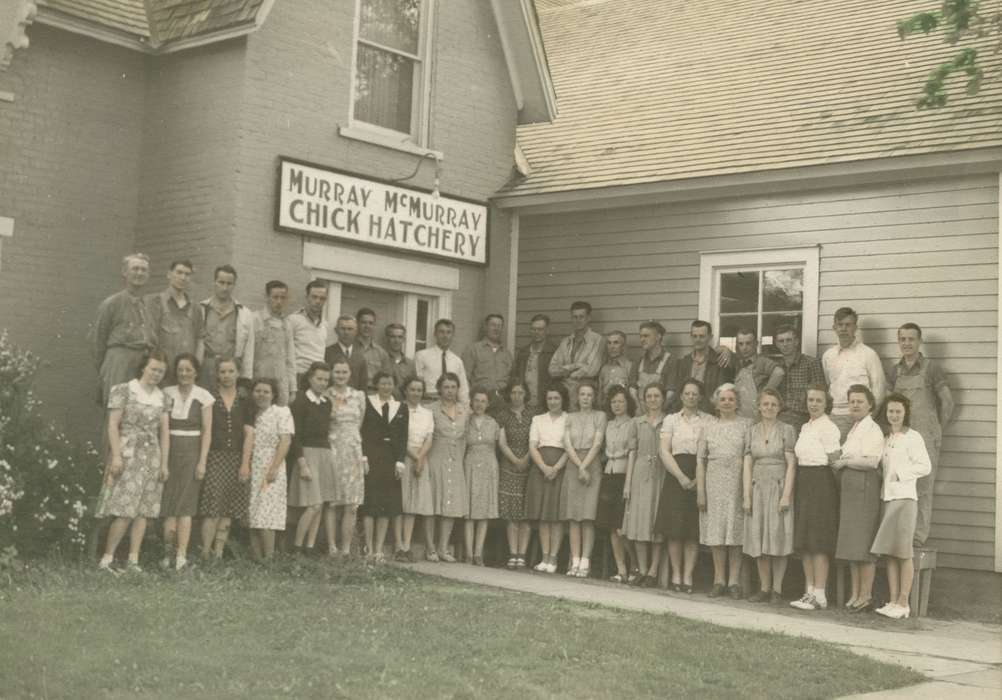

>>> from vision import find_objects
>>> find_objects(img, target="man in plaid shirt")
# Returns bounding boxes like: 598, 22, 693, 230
775, 324, 825, 433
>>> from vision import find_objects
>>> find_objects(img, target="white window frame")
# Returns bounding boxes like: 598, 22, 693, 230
697, 246, 820, 356
346, 0, 436, 151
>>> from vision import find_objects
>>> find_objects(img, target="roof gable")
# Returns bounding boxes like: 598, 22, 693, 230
503, 0, 1002, 197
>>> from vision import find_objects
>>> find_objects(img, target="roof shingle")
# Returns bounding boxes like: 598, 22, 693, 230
505, 0, 1002, 196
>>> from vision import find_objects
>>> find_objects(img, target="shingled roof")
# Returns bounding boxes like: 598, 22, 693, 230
501, 0, 1002, 197
38, 0, 269, 49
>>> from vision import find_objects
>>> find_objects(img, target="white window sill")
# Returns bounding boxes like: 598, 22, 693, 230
338, 125, 443, 160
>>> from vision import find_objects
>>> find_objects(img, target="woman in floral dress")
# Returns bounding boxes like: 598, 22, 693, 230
426, 372, 469, 562
497, 380, 534, 568
324, 358, 367, 557
97, 350, 171, 572
696, 383, 750, 599
248, 378, 294, 561
464, 388, 499, 565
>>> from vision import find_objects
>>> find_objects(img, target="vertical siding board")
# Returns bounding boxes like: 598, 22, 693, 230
517, 174, 999, 571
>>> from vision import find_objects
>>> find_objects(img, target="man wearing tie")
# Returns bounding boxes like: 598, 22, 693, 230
414, 318, 469, 405
324, 314, 368, 391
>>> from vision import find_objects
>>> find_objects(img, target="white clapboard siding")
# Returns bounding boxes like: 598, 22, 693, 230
516, 174, 999, 571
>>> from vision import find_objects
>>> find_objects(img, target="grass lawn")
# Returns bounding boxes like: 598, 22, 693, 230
1, 557, 923, 699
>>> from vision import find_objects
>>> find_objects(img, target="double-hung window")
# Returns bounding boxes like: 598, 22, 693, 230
352, 0, 430, 144
698, 247, 820, 357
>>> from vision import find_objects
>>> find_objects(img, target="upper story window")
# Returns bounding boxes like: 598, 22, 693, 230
353, 0, 429, 141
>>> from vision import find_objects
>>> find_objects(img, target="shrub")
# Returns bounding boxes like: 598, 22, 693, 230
0, 330, 103, 563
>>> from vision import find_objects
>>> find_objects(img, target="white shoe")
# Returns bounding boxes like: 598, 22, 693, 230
544, 562, 558, 574
890, 605, 910, 619
566, 565, 579, 577
875, 602, 896, 617
174, 557, 188, 571
814, 596, 828, 610
159, 556, 172, 570
533, 560, 549, 572
790, 593, 817, 610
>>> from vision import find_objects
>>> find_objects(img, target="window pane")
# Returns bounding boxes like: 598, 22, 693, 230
761, 313, 803, 357
360, 0, 420, 54
354, 44, 414, 133
720, 271, 758, 313
763, 268, 803, 312
718, 313, 758, 352
415, 299, 429, 352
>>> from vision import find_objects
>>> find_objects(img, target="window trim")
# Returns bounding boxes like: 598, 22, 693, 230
697, 246, 820, 356
348, 0, 435, 148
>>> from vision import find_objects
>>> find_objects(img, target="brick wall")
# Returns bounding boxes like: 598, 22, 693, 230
0, 25, 145, 437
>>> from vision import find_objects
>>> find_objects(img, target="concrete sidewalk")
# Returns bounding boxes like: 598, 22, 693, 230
402, 561, 1002, 698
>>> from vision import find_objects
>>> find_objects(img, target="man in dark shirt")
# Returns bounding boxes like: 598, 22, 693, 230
324, 315, 368, 391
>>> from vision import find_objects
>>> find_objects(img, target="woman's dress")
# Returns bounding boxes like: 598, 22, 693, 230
559, 410, 607, 522
835, 415, 885, 562
698, 416, 751, 547
97, 380, 170, 519
327, 387, 367, 507
654, 411, 711, 541
287, 390, 335, 507
160, 385, 214, 517
248, 404, 294, 530
465, 415, 500, 520
497, 408, 533, 521
198, 388, 254, 520
622, 415, 665, 542
360, 397, 409, 518
595, 415, 633, 532
427, 401, 469, 518
742, 421, 797, 557
401, 404, 434, 516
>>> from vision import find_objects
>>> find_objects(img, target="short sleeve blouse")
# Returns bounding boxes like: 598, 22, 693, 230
794, 414, 841, 466
210, 389, 255, 452
660, 410, 710, 455
164, 385, 214, 423
406, 404, 434, 452
530, 412, 567, 449
565, 410, 607, 451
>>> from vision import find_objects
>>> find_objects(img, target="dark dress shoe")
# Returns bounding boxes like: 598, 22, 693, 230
708, 583, 725, 598
728, 584, 743, 600
747, 590, 769, 603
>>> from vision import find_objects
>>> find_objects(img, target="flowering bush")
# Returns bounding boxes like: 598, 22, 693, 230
0, 330, 103, 563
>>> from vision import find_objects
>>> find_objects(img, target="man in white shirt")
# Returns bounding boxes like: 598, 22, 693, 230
414, 318, 469, 404
822, 307, 887, 439
288, 280, 330, 387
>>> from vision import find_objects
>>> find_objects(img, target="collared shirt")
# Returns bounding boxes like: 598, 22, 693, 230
388, 353, 416, 396
842, 414, 885, 462
305, 389, 325, 405
598, 356, 633, 404
359, 338, 392, 388
794, 413, 841, 466
200, 297, 255, 377
736, 353, 780, 389
147, 289, 202, 368
462, 339, 514, 394
628, 349, 674, 391
881, 429, 931, 501
529, 411, 567, 449
822, 339, 887, 415
524, 345, 543, 407
778, 352, 826, 420
288, 309, 329, 374
94, 289, 156, 368
548, 328, 605, 382
413, 346, 470, 405
660, 410, 710, 455
888, 353, 948, 436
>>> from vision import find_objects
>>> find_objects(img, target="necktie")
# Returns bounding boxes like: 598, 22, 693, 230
382, 401, 389, 421
441, 350, 448, 378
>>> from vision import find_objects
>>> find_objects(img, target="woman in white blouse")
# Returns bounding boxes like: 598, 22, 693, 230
398, 377, 435, 562
872, 393, 931, 619
833, 384, 885, 613
790, 385, 842, 611
526, 384, 570, 573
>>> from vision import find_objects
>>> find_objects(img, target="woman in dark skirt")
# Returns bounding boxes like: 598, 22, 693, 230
360, 372, 409, 562
596, 385, 636, 582
160, 353, 213, 571
655, 378, 712, 592
497, 380, 534, 568
790, 384, 842, 611
833, 385, 885, 613
199, 357, 254, 561
526, 384, 569, 573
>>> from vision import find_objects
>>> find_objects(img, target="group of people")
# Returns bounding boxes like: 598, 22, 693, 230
92, 254, 954, 621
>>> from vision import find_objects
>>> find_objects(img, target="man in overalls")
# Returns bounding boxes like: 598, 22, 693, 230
733, 328, 784, 420
146, 259, 202, 386
253, 280, 297, 405
889, 322, 954, 547
628, 320, 675, 413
